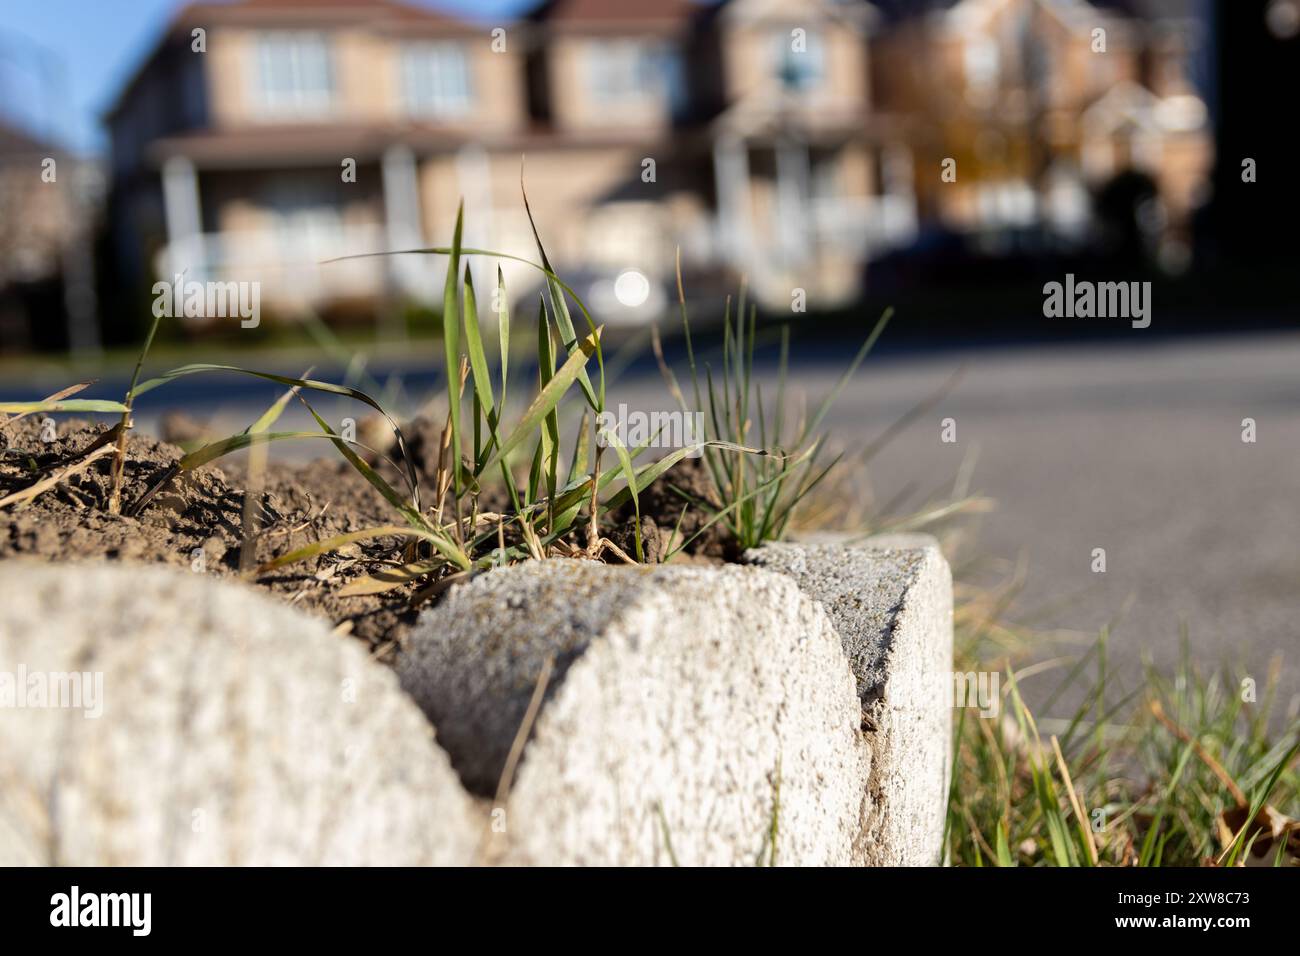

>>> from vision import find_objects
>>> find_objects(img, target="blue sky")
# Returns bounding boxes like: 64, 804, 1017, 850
0, 0, 535, 155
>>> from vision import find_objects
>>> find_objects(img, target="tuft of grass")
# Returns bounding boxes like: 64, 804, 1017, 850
107, 305, 164, 513
657, 252, 894, 553
4, 194, 823, 591
948, 618, 1300, 867
3, 199, 630, 581
314, 195, 778, 581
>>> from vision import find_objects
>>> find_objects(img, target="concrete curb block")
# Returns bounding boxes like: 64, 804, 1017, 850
1, 534, 953, 866
400, 560, 869, 865
400, 537, 953, 865
0, 562, 479, 866
746, 535, 953, 865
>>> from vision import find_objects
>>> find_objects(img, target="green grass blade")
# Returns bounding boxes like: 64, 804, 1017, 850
537, 296, 560, 512
674, 249, 705, 416
479, 326, 602, 477
178, 430, 336, 471
257, 525, 446, 573
0, 382, 96, 423
743, 304, 756, 430
442, 203, 465, 495
129, 364, 421, 509
298, 397, 469, 570
0, 400, 130, 414
245, 374, 309, 436
526, 434, 543, 508
598, 424, 643, 562
520, 174, 601, 412
774, 325, 789, 449
299, 399, 414, 523
994, 821, 1015, 867
799, 308, 893, 446
462, 265, 496, 421
497, 265, 510, 409
566, 410, 590, 490
602, 449, 696, 512
1139, 742, 1194, 866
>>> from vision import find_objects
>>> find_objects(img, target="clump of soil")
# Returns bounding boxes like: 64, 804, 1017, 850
0, 417, 732, 656
604, 456, 739, 564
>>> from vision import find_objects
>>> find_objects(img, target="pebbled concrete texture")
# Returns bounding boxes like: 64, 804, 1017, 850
400, 560, 870, 866
1, 538, 952, 867
0, 561, 480, 866
746, 535, 953, 865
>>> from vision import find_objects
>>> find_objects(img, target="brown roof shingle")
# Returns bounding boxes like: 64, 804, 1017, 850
530, 0, 703, 28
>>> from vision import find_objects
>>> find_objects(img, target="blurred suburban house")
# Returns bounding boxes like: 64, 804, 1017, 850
873, 0, 1213, 271
103, 0, 1213, 328
0, 120, 102, 352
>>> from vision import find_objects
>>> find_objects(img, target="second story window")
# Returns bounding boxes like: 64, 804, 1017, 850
401, 42, 473, 118
255, 32, 334, 118
587, 41, 686, 117
775, 30, 824, 92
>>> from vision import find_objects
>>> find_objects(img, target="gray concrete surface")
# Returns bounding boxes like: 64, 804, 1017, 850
747, 537, 953, 866
0, 561, 479, 865
401, 543, 953, 866
401, 559, 872, 866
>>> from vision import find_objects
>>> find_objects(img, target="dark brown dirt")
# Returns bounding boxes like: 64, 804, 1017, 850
605, 456, 739, 564
0, 417, 731, 656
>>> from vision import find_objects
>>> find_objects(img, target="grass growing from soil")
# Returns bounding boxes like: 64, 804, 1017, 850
651, 252, 894, 556
1, 193, 885, 591
947, 585, 1299, 867
5, 194, 1293, 867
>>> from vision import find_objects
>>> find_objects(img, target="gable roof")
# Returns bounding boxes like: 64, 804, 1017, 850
0, 118, 57, 157
874, 0, 1200, 23
178, 0, 471, 27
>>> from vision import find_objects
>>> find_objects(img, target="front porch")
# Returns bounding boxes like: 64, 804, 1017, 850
153, 143, 450, 318
707, 126, 919, 309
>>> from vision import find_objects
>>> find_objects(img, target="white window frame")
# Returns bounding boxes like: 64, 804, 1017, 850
253, 31, 335, 118
587, 40, 649, 103
586, 40, 686, 119
401, 41, 473, 118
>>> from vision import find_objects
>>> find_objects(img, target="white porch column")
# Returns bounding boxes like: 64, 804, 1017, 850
712, 135, 753, 271
881, 143, 918, 246
455, 144, 494, 297
381, 144, 423, 299
161, 156, 204, 281
775, 136, 811, 267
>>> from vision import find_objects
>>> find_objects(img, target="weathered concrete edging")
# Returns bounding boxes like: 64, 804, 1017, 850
0, 561, 479, 865
399, 534, 953, 866
399, 560, 870, 865
746, 535, 953, 865
1, 533, 953, 866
